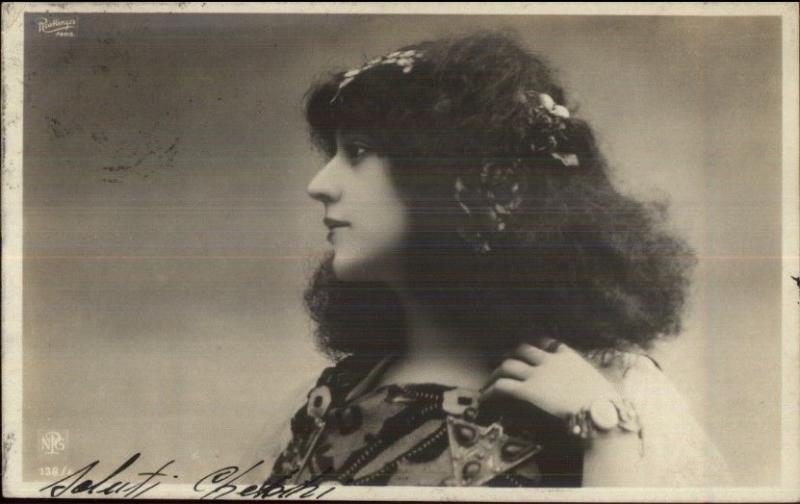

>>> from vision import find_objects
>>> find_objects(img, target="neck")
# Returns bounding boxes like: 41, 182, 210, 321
377, 283, 492, 390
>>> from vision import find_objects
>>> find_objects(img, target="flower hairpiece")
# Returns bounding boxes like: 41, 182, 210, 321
330, 49, 424, 103
453, 92, 579, 254
518, 91, 579, 168
538, 93, 570, 120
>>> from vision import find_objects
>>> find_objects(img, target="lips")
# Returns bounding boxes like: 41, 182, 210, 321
323, 217, 350, 230
324, 217, 349, 245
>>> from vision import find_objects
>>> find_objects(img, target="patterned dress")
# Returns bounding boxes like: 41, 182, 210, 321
267, 355, 583, 487
254, 350, 733, 487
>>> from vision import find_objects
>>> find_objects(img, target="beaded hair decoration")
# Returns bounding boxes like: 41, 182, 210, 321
331, 48, 580, 254
330, 49, 424, 104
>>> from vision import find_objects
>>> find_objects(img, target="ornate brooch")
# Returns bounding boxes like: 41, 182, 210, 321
444, 416, 543, 486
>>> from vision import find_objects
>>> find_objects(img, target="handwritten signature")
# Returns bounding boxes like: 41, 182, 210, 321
38, 453, 336, 500
195, 462, 336, 500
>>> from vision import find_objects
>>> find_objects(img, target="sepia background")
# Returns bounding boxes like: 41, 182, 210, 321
22, 13, 782, 484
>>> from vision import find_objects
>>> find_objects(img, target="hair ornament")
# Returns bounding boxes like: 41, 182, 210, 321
330, 49, 424, 103
516, 91, 580, 168
454, 160, 527, 254
538, 93, 570, 119
453, 91, 580, 253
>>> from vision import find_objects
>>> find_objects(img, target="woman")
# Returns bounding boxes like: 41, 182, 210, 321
253, 31, 731, 487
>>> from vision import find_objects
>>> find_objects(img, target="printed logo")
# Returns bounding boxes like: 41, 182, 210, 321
35, 17, 77, 37
38, 430, 68, 455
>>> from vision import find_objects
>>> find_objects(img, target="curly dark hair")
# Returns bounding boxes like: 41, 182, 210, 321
302, 30, 697, 363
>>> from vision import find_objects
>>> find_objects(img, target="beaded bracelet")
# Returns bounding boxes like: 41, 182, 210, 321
567, 396, 641, 440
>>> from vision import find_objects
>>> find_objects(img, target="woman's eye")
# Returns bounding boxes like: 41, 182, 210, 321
344, 143, 370, 163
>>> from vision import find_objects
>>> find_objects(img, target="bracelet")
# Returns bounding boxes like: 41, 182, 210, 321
566, 396, 641, 440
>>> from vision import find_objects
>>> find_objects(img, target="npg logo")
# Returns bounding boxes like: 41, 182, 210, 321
38, 430, 68, 456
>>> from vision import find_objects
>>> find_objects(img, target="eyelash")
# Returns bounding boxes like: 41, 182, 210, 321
343, 142, 371, 164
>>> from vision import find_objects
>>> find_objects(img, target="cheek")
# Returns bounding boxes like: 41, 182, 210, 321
358, 207, 408, 251
385, 204, 410, 238
364, 180, 410, 241
348, 160, 415, 250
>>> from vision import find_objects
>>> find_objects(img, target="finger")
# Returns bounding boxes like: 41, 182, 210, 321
487, 358, 531, 384
534, 336, 563, 353
511, 343, 549, 365
479, 378, 522, 402
550, 339, 576, 354
554, 340, 571, 353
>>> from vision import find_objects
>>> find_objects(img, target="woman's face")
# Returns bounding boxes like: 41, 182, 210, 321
306, 130, 410, 282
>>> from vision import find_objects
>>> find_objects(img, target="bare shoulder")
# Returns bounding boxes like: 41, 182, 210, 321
582, 347, 733, 485
581, 347, 661, 387
581, 347, 685, 412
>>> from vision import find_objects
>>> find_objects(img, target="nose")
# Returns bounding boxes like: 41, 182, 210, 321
306, 158, 342, 204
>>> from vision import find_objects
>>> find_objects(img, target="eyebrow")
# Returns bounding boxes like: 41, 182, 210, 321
337, 130, 377, 145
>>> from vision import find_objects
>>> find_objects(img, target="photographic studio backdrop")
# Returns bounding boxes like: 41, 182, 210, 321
22, 13, 782, 484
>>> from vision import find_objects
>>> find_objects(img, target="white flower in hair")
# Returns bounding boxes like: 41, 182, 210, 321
539, 93, 570, 118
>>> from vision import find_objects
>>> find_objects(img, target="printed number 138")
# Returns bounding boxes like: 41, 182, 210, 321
39, 466, 71, 477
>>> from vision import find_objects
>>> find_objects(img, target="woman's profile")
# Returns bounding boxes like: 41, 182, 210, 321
252, 31, 731, 488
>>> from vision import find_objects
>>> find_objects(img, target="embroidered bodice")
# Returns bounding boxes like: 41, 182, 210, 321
245, 350, 732, 487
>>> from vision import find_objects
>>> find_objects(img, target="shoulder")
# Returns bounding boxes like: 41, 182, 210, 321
582, 347, 733, 486
313, 355, 382, 403
582, 348, 662, 390
239, 372, 320, 484
581, 347, 695, 429
583, 348, 680, 420
241, 356, 382, 485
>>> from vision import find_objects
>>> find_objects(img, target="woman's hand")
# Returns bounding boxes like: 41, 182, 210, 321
479, 340, 620, 420
480, 340, 651, 486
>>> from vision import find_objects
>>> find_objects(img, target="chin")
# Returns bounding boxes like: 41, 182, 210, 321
331, 255, 371, 282
332, 252, 396, 283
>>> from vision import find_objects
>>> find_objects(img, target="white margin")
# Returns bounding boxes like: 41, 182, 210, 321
780, 2, 800, 493
1, 2, 798, 501
1, 1, 26, 499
